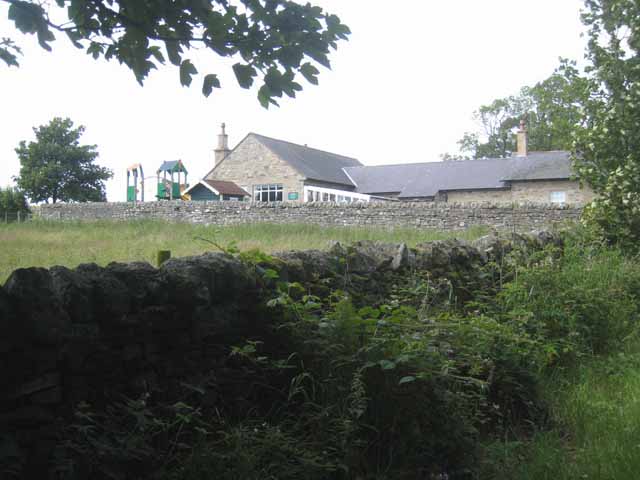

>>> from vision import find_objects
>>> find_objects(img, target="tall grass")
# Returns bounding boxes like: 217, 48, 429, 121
481, 232, 640, 479
0, 219, 488, 284
486, 347, 640, 479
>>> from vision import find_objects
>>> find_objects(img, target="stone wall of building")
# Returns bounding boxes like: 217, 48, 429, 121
509, 180, 596, 204
446, 180, 595, 205
205, 134, 306, 201
445, 189, 513, 203
37, 200, 583, 231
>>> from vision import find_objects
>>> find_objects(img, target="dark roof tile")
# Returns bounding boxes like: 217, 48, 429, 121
252, 133, 362, 186
345, 151, 573, 198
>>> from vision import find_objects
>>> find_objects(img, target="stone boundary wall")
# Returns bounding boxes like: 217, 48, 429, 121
36, 200, 583, 231
0, 231, 560, 477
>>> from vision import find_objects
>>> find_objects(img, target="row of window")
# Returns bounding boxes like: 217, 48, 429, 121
305, 189, 361, 203
250, 184, 367, 203
250, 184, 568, 204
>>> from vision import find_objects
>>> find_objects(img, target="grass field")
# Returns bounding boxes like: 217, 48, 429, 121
0, 219, 488, 284
486, 344, 640, 479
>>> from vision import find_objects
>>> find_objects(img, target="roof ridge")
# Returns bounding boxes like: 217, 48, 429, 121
347, 150, 571, 170
250, 132, 359, 162
528, 150, 570, 154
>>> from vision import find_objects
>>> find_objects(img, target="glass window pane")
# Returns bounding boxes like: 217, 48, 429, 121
550, 191, 566, 204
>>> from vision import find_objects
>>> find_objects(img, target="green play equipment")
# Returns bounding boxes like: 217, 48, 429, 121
126, 163, 144, 202
156, 160, 189, 200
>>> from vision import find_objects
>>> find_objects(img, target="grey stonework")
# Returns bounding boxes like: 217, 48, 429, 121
37, 200, 583, 231
446, 180, 596, 205
205, 134, 306, 201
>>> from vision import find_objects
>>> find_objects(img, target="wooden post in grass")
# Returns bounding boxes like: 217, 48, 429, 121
157, 250, 171, 267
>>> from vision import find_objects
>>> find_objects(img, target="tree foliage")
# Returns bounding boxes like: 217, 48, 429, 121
572, 0, 640, 250
0, 186, 29, 218
15, 117, 112, 204
451, 60, 590, 159
2, 0, 350, 107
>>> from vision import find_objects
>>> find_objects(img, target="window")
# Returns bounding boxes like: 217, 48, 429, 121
550, 191, 566, 204
254, 184, 283, 202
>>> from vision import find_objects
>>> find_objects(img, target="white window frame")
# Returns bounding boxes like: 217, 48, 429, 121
303, 185, 370, 203
254, 184, 283, 202
550, 191, 567, 204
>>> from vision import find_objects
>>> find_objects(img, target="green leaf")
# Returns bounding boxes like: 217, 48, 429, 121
258, 85, 273, 109
8, 2, 43, 34
65, 30, 83, 49
202, 73, 221, 97
0, 47, 19, 67
179, 59, 198, 87
9, 1, 55, 51
300, 62, 320, 85
233, 63, 256, 89
148, 46, 165, 64
263, 268, 279, 280
164, 39, 182, 66
379, 359, 396, 370
399, 376, 416, 385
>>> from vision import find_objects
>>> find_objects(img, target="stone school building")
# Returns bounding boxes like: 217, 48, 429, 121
183, 124, 594, 205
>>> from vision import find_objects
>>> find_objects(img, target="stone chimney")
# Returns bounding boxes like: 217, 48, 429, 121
214, 123, 231, 165
516, 119, 528, 157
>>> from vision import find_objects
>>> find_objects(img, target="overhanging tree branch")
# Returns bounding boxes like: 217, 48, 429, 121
2, 0, 350, 106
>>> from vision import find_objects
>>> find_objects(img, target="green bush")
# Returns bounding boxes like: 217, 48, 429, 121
0, 187, 29, 220
497, 235, 640, 362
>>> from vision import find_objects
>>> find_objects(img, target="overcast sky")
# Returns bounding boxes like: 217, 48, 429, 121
0, 0, 588, 202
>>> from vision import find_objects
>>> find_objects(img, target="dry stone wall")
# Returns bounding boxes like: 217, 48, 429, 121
37, 200, 582, 231
0, 231, 561, 478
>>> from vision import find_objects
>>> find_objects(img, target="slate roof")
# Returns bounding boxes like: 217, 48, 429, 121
342, 163, 432, 194
252, 133, 362, 186
203, 180, 250, 196
344, 151, 573, 198
504, 151, 572, 181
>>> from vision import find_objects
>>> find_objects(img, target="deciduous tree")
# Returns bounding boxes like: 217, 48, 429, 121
450, 60, 590, 159
573, 0, 640, 249
1, 0, 350, 107
15, 117, 112, 203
